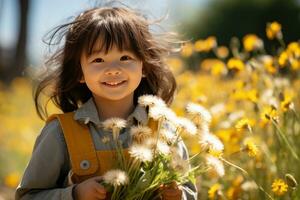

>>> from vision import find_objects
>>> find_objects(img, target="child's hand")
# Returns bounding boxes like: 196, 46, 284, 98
74, 176, 108, 200
160, 182, 182, 200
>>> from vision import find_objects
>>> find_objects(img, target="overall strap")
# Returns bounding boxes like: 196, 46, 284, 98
148, 118, 159, 136
47, 113, 99, 176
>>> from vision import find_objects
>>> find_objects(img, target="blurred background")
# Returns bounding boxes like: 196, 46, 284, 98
0, 0, 300, 199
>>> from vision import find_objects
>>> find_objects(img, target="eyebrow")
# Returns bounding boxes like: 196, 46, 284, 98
89, 49, 136, 57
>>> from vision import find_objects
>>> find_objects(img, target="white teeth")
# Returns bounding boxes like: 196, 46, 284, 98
104, 81, 124, 86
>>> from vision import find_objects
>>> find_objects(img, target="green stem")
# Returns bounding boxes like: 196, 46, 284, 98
277, 37, 286, 49
292, 108, 300, 122
220, 157, 274, 200
271, 119, 299, 160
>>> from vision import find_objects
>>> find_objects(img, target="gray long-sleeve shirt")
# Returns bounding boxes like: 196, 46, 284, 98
15, 98, 197, 200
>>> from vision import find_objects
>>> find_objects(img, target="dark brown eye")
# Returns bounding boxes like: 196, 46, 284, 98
92, 58, 104, 63
120, 55, 132, 61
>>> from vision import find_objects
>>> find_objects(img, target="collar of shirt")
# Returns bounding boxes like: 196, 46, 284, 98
73, 98, 148, 127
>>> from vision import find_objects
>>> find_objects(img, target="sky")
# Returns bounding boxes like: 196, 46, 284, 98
0, 0, 207, 65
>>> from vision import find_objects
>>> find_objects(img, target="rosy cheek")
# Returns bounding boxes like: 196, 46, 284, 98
88, 64, 104, 73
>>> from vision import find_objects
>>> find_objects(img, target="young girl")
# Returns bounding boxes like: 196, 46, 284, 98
16, 5, 197, 200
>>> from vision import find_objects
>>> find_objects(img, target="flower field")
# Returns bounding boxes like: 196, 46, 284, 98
0, 21, 299, 199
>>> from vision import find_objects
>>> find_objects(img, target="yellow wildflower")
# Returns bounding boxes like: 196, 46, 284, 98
287, 42, 300, 57
243, 34, 263, 51
260, 106, 279, 124
278, 51, 288, 67
216, 46, 229, 58
233, 175, 244, 187
206, 36, 217, 50
194, 36, 217, 52
280, 90, 294, 112
227, 58, 245, 72
263, 57, 277, 74
280, 97, 293, 113
211, 61, 227, 76
208, 183, 222, 200
194, 39, 206, 52
226, 176, 243, 199
243, 138, 259, 157
235, 118, 252, 132
271, 179, 288, 196
231, 89, 248, 101
181, 42, 193, 57
247, 89, 258, 103
235, 80, 246, 89
266, 21, 282, 40
284, 42, 300, 70
290, 59, 300, 70
201, 59, 227, 76
226, 186, 242, 200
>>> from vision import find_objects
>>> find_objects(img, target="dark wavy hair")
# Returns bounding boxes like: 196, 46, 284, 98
34, 6, 178, 120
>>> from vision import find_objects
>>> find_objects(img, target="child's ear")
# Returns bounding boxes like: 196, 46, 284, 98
142, 66, 146, 77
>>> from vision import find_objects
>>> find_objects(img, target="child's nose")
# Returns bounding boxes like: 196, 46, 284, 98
105, 70, 122, 75
104, 65, 122, 75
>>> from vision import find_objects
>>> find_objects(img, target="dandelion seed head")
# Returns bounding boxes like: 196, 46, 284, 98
148, 106, 167, 120
241, 181, 258, 191
156, 140, 170, 155
102, 118, 127, 131
138, 95, 167, 108
199, 133, 224, 152
103, 169, 129, 187
176, 117, 197, 135
129, 144, 153, 162
186, 102, 212, 125
160, 129, 177, 143
163, 108, 178, 122
143, 138, 157, 150
198, 123, 210, 136
206, 156, 225, 177
130, 125, 152, 144
170, 156, 190, 175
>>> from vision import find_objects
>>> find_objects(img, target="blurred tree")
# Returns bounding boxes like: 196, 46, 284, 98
0, 0, 31, 84
178, 0, 300, 68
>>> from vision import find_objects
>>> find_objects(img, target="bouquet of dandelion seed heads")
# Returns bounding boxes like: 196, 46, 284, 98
101, 95, 226, 200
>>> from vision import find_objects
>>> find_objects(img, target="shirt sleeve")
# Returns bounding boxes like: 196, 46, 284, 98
15, 119, 74, 200
177, 140, 198, 200
163, 121, 198, 200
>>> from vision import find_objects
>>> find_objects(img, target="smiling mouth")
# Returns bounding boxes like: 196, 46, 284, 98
102, 80, 127, 87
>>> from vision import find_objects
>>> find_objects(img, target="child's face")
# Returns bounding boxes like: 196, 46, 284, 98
80, 44, 143, 102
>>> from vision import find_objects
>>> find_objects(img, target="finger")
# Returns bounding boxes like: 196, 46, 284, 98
95, 193, 106, 200
93, 188, 106, 199
92, 176, 104, 183
95, 185, 107, 195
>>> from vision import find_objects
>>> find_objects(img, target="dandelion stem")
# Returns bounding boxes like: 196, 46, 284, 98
277, 37, 286, 48
153, 118, 163, 158
221, 156, 274, 200
219, 157, 248, 175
